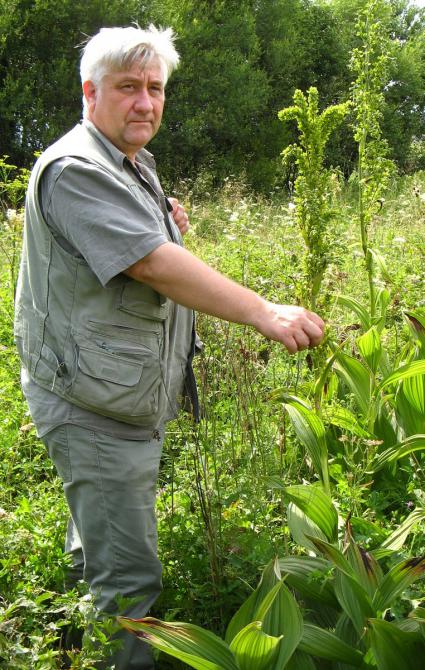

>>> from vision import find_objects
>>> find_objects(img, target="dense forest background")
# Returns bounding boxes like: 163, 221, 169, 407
0, 0, 424, 190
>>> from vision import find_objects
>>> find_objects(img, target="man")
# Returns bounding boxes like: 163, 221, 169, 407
14, 25, 325, 669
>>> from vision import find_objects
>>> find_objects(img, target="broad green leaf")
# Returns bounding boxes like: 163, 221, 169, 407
372, 557, 425, 613
357, 326, 382, 375
374, 508, 425, 559
334, 571, 374, 636
307, 537, 356, 580
118, 617, 239, 670
225, 559, 281, 644
283, 400, 330, 493
333, 353, 371, 416
286, 650, 317, 669
344, 523, 383, 597
322, 404, 372, 439
335, 296, 371, 331
229, 622, 281, 670
377, 360, 425, 394
369, 434, 425, 472
298, 622, 363, 666
283, 486, 338, 543
368, 619, 425, 670
287, 503, 329, 554
279, 556, 338, 607
262, 580, 303, 668
400, 372, 425, 417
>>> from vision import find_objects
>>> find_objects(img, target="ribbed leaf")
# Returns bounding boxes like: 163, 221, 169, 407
369, 434, 425, 472
374, 509, 425, 559
323, 404, 372, 438
334, 571, 374, 636
229, 622, 281, 670
287, 503, 329, 554
335, 296, 371, 331
298, 622, 363, 666
368, 619, 425, 670
262, 580, 303, 668
279, 556, 338, 607
283, 486, 338, 542
344, 522, 383, 598
225, 559, 281, 644
372, 556, 425, 612
118, 617, 239, 670
357, 326, 382, 375
377, 360, 425, 394
307, 537, 357, 580
333, 353, 371, 416
404, 310, 425, 349
401, 372, 425, 417
283, 400, 330, 492
286, 650, 317, 669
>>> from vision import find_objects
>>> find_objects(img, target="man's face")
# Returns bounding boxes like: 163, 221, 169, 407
83, 58, 165, 162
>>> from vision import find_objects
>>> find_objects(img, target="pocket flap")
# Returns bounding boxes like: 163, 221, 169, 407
77, 346, 143, 386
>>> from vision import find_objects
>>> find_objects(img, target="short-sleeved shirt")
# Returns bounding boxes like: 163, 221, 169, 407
22, 122, 190, 440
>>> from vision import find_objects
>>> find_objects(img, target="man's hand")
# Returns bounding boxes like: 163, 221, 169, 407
254, 303, 325, 354
169, 197, 190, 235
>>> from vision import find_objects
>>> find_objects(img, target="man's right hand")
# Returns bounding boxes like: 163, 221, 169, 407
253, 302, 325, 353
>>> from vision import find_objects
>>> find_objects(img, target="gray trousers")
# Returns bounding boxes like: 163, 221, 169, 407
43, 423, 164, 670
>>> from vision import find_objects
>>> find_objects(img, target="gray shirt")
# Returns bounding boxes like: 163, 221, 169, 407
22, 122, 192, 440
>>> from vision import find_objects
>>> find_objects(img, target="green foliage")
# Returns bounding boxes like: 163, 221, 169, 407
278, 88, 350, 311
350, 0, 397, 317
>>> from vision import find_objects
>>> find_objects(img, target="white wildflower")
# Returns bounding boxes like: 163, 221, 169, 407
6, 209, 16, 221
393, 236, 406, 244
229, 212, 239, 222
287, 202, 296, 211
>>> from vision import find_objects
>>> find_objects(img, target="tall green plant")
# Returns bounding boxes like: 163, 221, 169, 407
350, 0, 395, 320
278, 87, 349, 313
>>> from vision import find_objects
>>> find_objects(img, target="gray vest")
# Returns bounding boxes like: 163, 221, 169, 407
14, 123, 193, 427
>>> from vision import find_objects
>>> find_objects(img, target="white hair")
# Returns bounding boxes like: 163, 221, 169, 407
80, 24, 179, 114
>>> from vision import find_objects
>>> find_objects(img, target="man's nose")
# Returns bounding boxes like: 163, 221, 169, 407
134, 88, 153, 112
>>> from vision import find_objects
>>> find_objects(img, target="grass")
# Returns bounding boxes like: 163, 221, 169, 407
1, 172, 425, 667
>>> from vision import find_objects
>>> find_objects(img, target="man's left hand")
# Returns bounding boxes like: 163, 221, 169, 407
169, 197, 190, 235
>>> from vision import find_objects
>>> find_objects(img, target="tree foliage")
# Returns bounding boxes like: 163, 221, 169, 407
0, 0, 424, 188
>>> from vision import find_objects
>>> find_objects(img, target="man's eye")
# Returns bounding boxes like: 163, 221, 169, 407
121, 83, 135, 91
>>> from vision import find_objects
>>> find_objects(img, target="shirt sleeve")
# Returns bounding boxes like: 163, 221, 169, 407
42, 157, 168, 286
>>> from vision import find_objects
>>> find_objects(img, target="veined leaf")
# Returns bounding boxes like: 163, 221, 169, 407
279, 556, 338, 607
377, 360, 425, 394
373, 508, 425, 559
118, 617, 239, 670
283, 400, 330, 493
400, 372, 425, 417
335, 295, 370, 331
283, 485, 338, 543
369, 434, 425, 473
286, 649, 317, 669
404, 310, 425, 349
225, 559, 281, 644
307, 537, 356, 580
368, 618, 425, 670
334, 571, 374, 636
322, 404, 372, 438
298, 622, 363, 666
344, 522, 383, 598
287, 503, 329, 554
372, 556, 425, 613
333, 352, 371, 416
262, 580, 303, 668
357, 326, 382, 375
229, 622, 281, 670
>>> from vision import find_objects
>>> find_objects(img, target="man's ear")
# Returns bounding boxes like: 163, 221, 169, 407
82, 80, 97, 113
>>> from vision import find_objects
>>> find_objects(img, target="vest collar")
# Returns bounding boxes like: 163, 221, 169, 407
82, 120, 157, 170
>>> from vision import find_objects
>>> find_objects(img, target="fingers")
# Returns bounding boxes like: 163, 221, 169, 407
260, 303, 325, 354
168, 197, 190, 235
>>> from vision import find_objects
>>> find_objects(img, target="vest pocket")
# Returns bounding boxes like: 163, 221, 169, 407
65, 332, 164, 424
